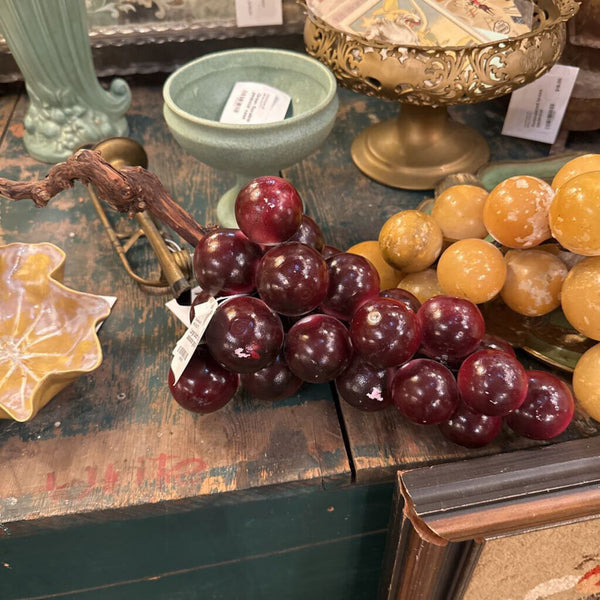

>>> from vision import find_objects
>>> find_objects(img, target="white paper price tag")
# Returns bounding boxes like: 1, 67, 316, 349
220, 81, 291, 125
235, 0, 283, 27
502, 64, 579, 144
170, 296, 218, 384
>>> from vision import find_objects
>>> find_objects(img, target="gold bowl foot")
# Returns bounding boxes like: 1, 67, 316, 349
351, 105, 490, 190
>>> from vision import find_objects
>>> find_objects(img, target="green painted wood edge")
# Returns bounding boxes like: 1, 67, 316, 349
0, 482, 394, 599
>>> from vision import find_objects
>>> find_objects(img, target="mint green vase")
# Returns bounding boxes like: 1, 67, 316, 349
0, 0, 131, 163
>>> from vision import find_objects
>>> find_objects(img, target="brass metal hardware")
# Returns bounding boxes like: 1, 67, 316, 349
88, 137, 194, 298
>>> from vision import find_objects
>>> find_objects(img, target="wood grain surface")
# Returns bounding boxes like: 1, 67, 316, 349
283, 88, 600, 483
1, 81, 600, 535
0, 87, 350, 537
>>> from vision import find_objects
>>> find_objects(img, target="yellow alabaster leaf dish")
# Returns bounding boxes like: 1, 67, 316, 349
0, 242, 111, 422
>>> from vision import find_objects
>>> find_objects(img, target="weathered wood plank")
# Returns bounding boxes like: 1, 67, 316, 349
0, 86, 350, 535
284, 88, 600, 484
0, 91, 19, 146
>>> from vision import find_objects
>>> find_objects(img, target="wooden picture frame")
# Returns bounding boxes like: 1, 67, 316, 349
380, 436, 600, 600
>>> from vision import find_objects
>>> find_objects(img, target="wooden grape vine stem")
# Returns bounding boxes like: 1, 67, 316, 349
0, 149, 206, 248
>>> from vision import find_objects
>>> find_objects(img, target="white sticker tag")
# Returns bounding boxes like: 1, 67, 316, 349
96, 295, 117, 332
219, 81, 291, 125
170, 296, 218, 384
235, 0, 283, 27
502, 64, 579, 144
165, 286, 204, 328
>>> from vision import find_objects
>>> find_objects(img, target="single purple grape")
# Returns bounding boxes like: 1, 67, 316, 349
350, 297, 421, 368
335, 355, 394, 411
321, 252, 380, 321
205, 296, 284, 373
379, 288, 421, 313
417, 296, 485, 362
478, 333, 516, 357
189, 290, 213, 323
287, 214, 325, 251
321, 244, 342, 259
392, 358, 459, 425
505, 370, 574, 440
235, 176, 303, 245
240, 352, 302, 401
458, 349, 528, 416
168, 345, 239, 413
193, 229, 262, 296
285, 314, 353, 383
255, 242, 329, 316
439, 402, 502, 448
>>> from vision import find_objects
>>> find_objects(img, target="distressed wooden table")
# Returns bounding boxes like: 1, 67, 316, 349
0, 78, 599, 600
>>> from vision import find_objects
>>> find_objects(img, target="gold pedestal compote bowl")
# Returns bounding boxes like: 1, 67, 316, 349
300, 0, 579, 189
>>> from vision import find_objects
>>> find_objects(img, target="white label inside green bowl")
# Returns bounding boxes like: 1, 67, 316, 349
219, 82, 291, 125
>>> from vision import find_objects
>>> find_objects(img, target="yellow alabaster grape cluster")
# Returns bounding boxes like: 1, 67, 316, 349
372, 154, 600, 422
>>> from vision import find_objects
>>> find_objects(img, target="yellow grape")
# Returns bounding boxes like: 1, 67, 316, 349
483, 175, 554, 248
501, 249, 567, 317
561, 256, 600, 340
378, 210, 443, 273
437, 239, 506, 304
431, 185, 488, 241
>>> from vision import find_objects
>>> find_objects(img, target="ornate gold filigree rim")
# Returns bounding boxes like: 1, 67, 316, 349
297, 0, 579, 53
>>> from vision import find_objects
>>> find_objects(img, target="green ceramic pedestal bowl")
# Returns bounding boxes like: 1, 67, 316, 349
163, 48, 339, 228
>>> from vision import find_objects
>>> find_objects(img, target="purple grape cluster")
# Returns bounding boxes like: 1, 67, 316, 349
169, 176, 575, 447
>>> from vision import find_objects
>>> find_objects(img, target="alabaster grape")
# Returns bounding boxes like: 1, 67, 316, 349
572, 343, 600, 422
551, 154, 600, 190
483, 176, 554, 248
501, 249, 568, 317
396, 269, 444, 304
437, 238, 506, 304
378, 210, 443, 273
431, 184, 488, 241
561, 256, 600, 340
549, 172, 600, 256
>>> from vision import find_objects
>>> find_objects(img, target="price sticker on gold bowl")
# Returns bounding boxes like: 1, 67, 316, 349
170, 296, 218, 384
502, 64, 579, 145
220, 81, 291, 125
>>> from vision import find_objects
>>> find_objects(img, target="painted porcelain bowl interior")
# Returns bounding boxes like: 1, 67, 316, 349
162, 47, 339, 180
0, 242, 111, 422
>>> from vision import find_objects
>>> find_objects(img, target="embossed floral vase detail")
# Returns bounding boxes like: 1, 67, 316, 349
0, 243, 111, 422
0, 0, 130, 163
